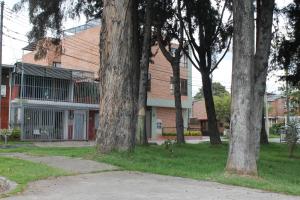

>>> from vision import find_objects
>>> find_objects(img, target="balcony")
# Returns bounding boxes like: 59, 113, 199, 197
11, 63, 99, 105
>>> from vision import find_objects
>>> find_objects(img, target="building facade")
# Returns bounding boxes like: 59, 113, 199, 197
1, 20, 192, 141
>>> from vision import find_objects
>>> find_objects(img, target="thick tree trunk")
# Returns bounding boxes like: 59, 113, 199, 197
260, 109, 269, 144
136, 0, 152, 145
201, 72, 222, 145
96, 0, 137, 153
253, 0, 274, 158
172, 61, 185, 144
226, 0, 257, 176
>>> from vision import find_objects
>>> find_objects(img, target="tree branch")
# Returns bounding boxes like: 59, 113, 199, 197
210, 35, 232, 73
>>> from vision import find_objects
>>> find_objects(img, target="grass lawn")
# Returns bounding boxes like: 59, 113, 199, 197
0, 142, 300, 195
0, 156, 69, 197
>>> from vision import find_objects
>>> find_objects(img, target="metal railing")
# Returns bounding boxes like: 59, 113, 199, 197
12, 73, 99, 104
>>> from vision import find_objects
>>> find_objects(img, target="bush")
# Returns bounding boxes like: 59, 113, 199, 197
0, 128, 21, 141
269, 123, 285, 135
11, 128, 21, 141
162, 130, 202, 137
285, 122, 300, 158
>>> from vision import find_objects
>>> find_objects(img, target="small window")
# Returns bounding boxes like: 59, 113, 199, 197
157, 122, 162, 129
147, 73, 151, 92
53, 62, 61, 68
181, 79, 188, 96
170, 77, 174, 94
180, 54, 187, 68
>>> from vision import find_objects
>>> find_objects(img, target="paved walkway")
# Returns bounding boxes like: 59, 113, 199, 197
0, 153, 118, 174
3, 171, 300, 200
1, 153, 300, 200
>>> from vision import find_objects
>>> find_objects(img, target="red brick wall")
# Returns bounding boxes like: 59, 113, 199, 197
148, 46, 189, 101
269, 98, 286, 117
22, 26, 188, 101
1, 73, 10, 129
156, 107, 177, 133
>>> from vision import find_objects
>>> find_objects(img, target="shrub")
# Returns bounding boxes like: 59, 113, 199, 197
285, 122, 300, 158
162, 130, 202, 137
11, 128, 21, 141
269, 123, 285, 135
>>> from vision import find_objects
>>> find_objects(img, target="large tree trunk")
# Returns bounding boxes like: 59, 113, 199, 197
96, 0, 137, 153
172, 61, 185, 144
260, 109, 269, 144
226, 0, 257, 176
253, 0, 275, 158
136, 0, 152, 145
201, 72, 222, 145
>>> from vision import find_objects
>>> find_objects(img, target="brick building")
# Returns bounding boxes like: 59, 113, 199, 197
1, 20, 192, 141
190, 100, 224, 135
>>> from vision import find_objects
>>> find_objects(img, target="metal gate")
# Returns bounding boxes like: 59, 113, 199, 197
73, 111, 86, 140
23, 108, 64, 141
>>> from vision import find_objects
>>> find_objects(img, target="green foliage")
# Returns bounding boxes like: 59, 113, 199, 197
285, 121, 300, 157
162, 130, 202, 137
214, 94, 231, 124
269, 123, 285, 135
0, 128, 21, 142
10, 128, 21, 141
194, 82, 230, 100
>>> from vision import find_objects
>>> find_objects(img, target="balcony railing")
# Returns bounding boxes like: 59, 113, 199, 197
12, 73, 99, 104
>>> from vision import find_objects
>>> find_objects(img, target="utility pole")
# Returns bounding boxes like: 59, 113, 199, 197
0, 1, 4, 131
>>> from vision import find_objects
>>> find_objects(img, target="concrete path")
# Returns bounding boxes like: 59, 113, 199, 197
3, 171, 300, 200
0, 153, 118, 174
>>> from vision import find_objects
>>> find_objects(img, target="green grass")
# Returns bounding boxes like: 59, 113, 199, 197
0, 156, 69, 197
0, 142, 300, 195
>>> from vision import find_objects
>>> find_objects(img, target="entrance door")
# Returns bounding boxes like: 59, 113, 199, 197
73, 111, 86, 140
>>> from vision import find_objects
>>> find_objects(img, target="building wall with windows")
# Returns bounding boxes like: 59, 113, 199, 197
20, 21, 193, 140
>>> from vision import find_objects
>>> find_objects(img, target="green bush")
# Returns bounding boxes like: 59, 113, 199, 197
10, 128, 21, 141
162, 130, 202, 137
269, 123, 285, 135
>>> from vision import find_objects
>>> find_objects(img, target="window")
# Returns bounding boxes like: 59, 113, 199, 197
170, 77, 174, 94
170, 77, 188, 96
180, 54, 188, 68
181, 79, 188, 96
147, 73, 151, 92
53, 62, 61, 68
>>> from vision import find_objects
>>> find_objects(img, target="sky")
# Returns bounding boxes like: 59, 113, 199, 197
2, 0, 293, 96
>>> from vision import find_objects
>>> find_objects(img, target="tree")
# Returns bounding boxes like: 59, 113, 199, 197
194, 82, 229, 100
136, 0, 153, 145
252, 0, 275, 158
276, 0, 300, 84
226, 0, 257, 176
96, 0, 140, 152
155, 0, 185, 144
226, 0, 275, 175
182, 0, 232, 145
14, 0, 140, 153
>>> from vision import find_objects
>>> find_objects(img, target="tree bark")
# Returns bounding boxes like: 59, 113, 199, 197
253, 0, 275, 158
260, 109, 269, 144
201, 72, 222, 145
96, 0, 137, 153
172, 61, 185, 144
136, 0, 152, 145
226, 0, 257, 176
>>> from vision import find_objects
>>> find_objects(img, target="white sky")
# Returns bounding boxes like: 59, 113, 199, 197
3, 0, 293, 96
